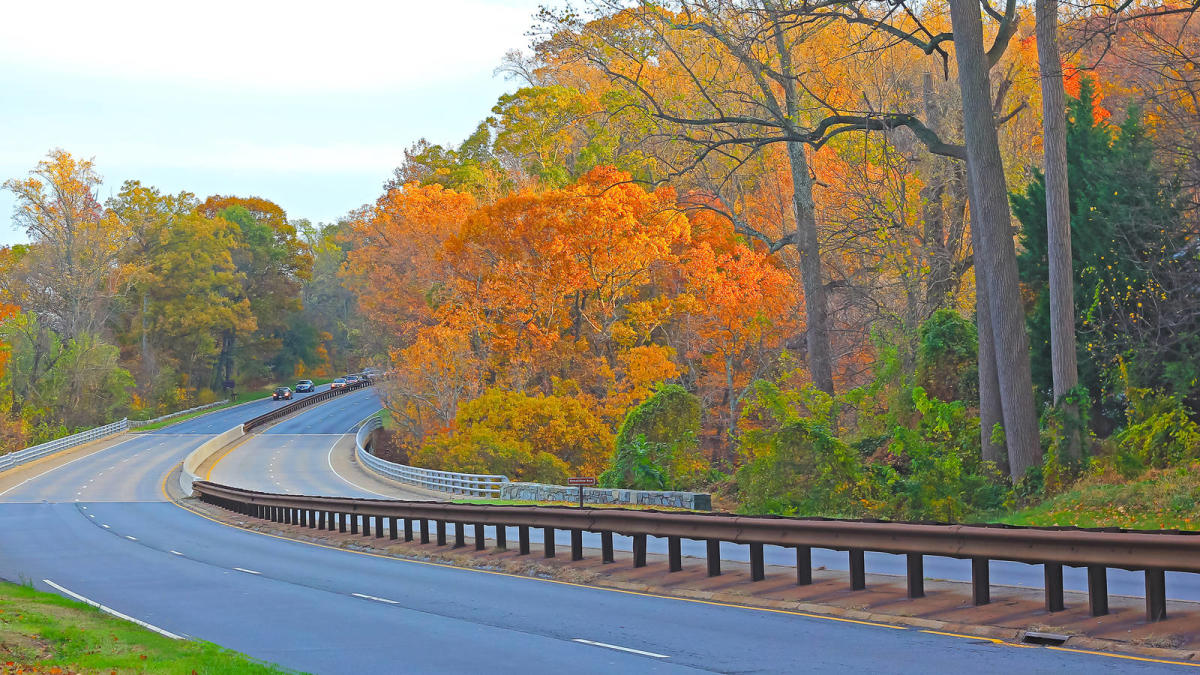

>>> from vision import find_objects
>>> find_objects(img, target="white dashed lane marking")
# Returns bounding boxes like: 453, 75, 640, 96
234, 567, 261, 575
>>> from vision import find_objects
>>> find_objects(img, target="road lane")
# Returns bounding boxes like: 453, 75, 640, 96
1, 388, 1190, 673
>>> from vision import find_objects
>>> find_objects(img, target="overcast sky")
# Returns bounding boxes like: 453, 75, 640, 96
0, 0, 548, 246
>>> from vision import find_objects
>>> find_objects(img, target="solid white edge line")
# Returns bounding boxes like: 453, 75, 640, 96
352, 592, 400, 604
325, 409, 394, 499
42, 579, 185, 640
234, 567, 261, 575
572, 639, 669, 658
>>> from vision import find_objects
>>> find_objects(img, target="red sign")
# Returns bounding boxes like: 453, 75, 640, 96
567, 476, 597, 486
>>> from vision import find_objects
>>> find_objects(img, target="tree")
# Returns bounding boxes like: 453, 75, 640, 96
197, 196, 312, 385
1036, 0, 1081, 457
2, 150, 129, 341
948, 0, 1042, 480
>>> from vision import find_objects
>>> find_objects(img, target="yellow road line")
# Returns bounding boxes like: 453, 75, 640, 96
204, 434, 256, 481
1047, 645, 1200, 668
921, 630, 1033, 648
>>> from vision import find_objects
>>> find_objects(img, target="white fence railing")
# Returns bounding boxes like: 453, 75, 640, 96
355, 416, 509, 497
130, 400, 229, 429
0, 419, 129, 473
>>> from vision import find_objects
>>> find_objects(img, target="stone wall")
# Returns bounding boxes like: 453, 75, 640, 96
500, 482, 712, 511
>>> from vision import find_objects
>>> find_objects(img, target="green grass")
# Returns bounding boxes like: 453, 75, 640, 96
1003, 462, 1200, 531
133, 378, 336, 432
0, 579, 292, 674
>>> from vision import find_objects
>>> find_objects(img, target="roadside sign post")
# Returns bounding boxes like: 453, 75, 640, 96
567, 476, 596, 507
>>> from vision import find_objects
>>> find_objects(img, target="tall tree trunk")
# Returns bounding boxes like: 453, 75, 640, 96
976, 253, 1008, 472
1036, 0, 1082, 457
921, 73, 954, 311
949, 0, 1043, 480
786, 140, 836, 397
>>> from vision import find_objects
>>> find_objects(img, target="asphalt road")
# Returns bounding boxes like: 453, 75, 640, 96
0, 394, 1190, 673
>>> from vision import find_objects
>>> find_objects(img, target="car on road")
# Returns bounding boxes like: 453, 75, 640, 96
344, 374, 362, 386
330, 378, 348, 389
295, 379, 314, 393
272, 386, 293, 400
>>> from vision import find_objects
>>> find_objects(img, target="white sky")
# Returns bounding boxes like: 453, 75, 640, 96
0, 0, 549, 245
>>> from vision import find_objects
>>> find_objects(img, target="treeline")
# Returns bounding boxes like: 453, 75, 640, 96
0, 151, 376, 449
352, 0, 1200, 518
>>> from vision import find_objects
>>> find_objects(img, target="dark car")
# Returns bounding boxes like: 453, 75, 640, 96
295, 380, 314, 393
272, 386, 293, 400
344, 374, 362, 386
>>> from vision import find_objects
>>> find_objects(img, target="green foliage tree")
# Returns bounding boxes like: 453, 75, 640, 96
601, 385, 707, 490
1015, 78, 1196, 425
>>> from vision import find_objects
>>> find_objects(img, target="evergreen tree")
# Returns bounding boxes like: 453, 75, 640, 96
1015, 77, 1193, 428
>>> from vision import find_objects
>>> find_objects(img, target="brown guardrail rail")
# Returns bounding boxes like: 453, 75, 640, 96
192, 480, 1197, 623
243, 380, 371, 432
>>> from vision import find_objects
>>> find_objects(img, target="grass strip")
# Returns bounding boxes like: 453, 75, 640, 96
0, 579, 292, 674
133, 378, 336, 432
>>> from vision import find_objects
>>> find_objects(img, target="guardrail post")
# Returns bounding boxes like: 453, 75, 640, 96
668, 536, 682, 572
436, 520, 447, 546
454, 522, 465, 548
390, 517, 398, 540
706, 539, 721, 577
750, 543, 765, 581
972, 557, 990, 605
906, 554, 924, 598
601, 531, 614, 563
849, 549, 865, 590
543, 527, 555, 558
476, 523, 486, 551
403, 518, 413, 542
496, 525, 507, 550
796, 547, 812, 586
571, 530, 584, 561
1146, 568, 1167, 622
632, 534, 647, 567
1045, 563, 1065, 612
519, 526, 530, 555
1087, 566, 1108, 616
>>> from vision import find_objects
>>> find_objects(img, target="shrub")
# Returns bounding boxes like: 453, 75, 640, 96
603, 384, 707, 489
1117, 386, 1200, 468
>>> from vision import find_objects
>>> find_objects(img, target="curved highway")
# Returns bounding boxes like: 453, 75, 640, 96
0, 394, 1189, 673
211, 396, 1200, 605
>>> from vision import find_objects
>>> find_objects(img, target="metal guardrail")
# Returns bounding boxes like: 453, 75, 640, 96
194, 480, 1199, 623
243, 381, 371, 432
355, 415, 509, 497
0, 419, 129, 473
130, 400, 229, 428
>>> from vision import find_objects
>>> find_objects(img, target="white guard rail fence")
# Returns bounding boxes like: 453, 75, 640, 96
355, 415, 509, 497
129, 400, 229, 429
0, 419, 129, 473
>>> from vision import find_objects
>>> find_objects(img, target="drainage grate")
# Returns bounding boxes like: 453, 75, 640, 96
1022, 631, 1070, 646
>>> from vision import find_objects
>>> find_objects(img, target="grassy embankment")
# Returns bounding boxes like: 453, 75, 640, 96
1004, 462, 1200, 531
133, 378, 337, 432
0, 580, 287, 674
